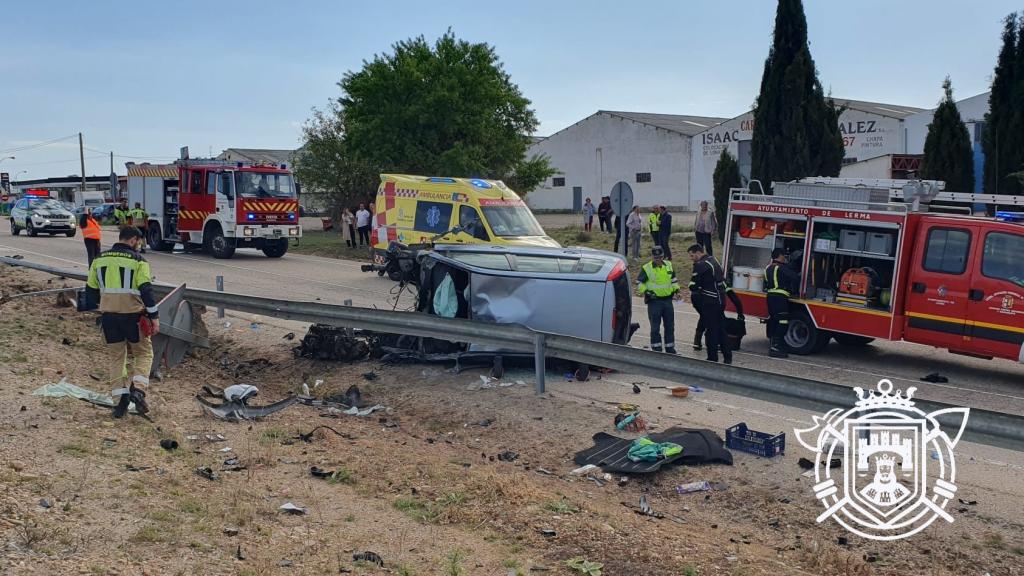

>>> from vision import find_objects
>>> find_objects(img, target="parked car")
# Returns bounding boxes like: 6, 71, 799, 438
78, 202, 117, 223
10, 197, 77, 237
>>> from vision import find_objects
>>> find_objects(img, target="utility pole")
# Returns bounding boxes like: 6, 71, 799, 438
78, 132, 86, 194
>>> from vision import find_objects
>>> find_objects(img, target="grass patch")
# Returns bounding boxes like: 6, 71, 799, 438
130, 525, 172, 544
393, 498, 438, 523
682, 566, 699, 576
178, 498, 206, 516
258, 427, 289, 445
543, 499, 579, 515
443, 549, 466, 576
289, 230, 373, 261
147, 509, 177, 523
0, 352, 28, 363
982, 532, 1005, 549
57, 443, 91, 458
343, 514, 356, 522
327, 468, 355, 485
1012, 546, 1024, 555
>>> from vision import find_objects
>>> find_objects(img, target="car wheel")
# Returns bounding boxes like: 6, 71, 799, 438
204, 225, 235, 259
65, 230, 76, 237
833, 333, 875, 347
261, 239, 288, 258
783, 310, 830, 355
27, 221, 37, 237
10, 219, 19, 236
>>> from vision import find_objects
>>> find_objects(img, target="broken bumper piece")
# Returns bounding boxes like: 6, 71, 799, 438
195, 395, 298, 421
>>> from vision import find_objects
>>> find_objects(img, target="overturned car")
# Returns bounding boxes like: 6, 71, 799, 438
362, 241, 637, 361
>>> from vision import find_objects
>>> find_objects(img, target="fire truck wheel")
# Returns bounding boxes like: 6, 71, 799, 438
261, 240, 289, 258
147, 224, 174, 252
783, 310, 830, 355
833, 333, 875, 347
204, 225, 236, 259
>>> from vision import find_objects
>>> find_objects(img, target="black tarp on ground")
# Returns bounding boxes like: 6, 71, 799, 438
573, 427, 733, 474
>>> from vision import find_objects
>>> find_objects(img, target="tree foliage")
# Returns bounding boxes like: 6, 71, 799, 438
336, 31, 553, 194
920, 78, 975, 192
750, 0, 844, 192
983, 12, 1024, 198
712, 150, 741, 243
293, 102, 380, 221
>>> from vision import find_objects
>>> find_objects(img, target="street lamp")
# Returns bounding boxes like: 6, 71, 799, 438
0, 156, 14, 163
14, 170, 27, 181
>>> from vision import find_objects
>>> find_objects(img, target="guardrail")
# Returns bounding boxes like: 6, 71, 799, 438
3, 254, 1023, 453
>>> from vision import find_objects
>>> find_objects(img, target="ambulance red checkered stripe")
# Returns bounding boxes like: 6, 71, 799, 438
395, 188, 417, 197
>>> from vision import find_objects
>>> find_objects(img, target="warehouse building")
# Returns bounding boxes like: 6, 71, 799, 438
902, 91, 989, 192
525, 111, 727, 211
688, 99, 925, 206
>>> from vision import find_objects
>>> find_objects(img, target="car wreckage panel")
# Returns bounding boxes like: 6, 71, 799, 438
468, 272, 607, 351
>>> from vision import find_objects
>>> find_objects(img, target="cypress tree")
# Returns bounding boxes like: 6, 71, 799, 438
712, 150, 742, 243
750, 0, 844, 192
920, 78, 975, 192
983, 13, 1019, 196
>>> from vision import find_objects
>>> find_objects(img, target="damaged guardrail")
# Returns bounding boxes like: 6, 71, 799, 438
3, 255, 1023, 452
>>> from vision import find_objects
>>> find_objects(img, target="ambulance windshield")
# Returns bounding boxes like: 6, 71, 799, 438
234, 172, 296, 199
480, 206, 544, 237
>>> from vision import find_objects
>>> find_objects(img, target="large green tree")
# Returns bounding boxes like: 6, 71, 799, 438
335, 31, 553, 194
983, 12, 1023, 197
712, 149, 742, 243
750, 0, 844, 191
293, 102, 380, 223
920, 78, 975, 192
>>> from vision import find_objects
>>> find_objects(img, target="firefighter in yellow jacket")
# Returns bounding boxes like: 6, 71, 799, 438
85, 227, 159, 418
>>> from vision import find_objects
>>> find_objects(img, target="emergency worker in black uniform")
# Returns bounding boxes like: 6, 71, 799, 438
687, 243, 731, 364
764, 248, 800, 358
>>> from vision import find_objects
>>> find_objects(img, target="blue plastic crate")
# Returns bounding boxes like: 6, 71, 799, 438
726, 422, 785, 457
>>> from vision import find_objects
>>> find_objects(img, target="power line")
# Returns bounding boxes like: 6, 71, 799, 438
82, 145, 176, 160
9, 154, 107, 168
0, 134, 78, 154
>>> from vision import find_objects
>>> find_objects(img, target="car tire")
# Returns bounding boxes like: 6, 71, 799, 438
783, 310, 830, 355
204, 224, 235, 259
10, 219, 19, 236
147, 224, 174, 251
65, 230, 76, 238
261, 239, 288, 258
833, 333, 875, 347
27, 221, 37, 237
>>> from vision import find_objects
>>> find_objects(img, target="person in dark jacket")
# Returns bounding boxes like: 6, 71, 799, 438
658, 206, 673, 260
597, 197, 613, 233
764, 248, 800, 358
688, 243, 731, 363
691, 264, 744, 352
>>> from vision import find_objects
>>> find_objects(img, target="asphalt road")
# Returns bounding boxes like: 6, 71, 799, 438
1, 226, 1022, 416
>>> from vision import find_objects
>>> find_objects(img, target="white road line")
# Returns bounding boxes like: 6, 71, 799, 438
0, 243, 87, 268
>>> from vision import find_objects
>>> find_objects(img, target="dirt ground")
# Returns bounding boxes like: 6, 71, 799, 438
1, 265, 1022, 576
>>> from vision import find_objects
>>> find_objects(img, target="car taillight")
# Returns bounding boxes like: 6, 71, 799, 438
607, 260, 626, 281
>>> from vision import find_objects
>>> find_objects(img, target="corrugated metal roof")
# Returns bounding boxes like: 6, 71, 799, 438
832, 99, 925, 119
600, 111, 730, 136
127, 164, 178, 178
217, 148, 296, 165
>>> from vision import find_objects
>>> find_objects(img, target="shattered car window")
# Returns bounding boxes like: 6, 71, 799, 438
514, 256, 579, 273
448, 252, 512, 270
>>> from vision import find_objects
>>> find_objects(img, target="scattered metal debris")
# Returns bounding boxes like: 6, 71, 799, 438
195, 394, 298, 422
279, 502, 308, 515
159, 439, 179, 451
294, 324, 370, 361
195, 467, 219, 481
497, 450, 519, 462
352, 551, 384, 567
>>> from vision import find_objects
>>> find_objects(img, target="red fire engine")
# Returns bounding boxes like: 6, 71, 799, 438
127, 152, 301, 259
723, 178, 1024, 363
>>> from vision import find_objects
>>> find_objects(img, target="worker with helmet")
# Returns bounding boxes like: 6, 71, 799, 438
764, 248, 800, 358
636, 245, 680, 353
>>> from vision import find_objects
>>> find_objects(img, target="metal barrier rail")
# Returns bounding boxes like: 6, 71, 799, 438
3, 255, 1023, 452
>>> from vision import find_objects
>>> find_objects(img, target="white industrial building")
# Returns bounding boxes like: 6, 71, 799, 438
901, 91, 988, 192
688, 99, 925, 206
526, 111, 727, 211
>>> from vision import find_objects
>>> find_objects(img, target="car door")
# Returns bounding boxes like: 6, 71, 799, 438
965, 225, 1024, 361
903, 221, 978, 349
14, 199, 27, 226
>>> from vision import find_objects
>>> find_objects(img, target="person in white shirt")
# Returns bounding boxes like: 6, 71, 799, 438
626, 206, 643, 259
355, 203, 371, 247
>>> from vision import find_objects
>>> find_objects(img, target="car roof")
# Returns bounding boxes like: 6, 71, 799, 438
433, 243, 618, 260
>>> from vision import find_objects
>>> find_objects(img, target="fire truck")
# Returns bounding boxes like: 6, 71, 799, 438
722, 178, 1024, 363
126, 154, 301, 259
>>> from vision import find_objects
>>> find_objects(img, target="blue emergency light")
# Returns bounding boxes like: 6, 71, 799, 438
427, 177, 457, 184
469, 179, 492, 189
247, 213, 255, 220
288, 213, 295, 220
995, 211, 1024, 223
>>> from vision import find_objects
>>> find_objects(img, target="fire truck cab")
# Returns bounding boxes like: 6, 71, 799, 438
723, 179, 1024, 363
127, 157, 301, 259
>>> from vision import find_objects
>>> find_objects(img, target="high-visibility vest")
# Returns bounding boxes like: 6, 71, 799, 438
648, 212, 660, 233
129, 208, 147, 226
115, 207, 129, 224
765, 262, 790, 297
83, 216, 101, 241
87, 245, 155, 315
637, 261, 678, 298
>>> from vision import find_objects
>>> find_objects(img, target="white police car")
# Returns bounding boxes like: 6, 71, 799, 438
10, 196, 77, 237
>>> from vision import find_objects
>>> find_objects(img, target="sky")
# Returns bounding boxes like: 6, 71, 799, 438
0, 0, 1019, 181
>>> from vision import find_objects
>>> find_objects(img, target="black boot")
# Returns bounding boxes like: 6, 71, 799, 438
129, 386, 149, 416
665, 346, 678, 355
692, 330, 703, 351
112, 393, 130, 419
769, 337, 789, 358
723, 352, 733, 365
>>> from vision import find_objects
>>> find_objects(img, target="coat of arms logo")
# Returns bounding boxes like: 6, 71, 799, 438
795, 379, 969, 541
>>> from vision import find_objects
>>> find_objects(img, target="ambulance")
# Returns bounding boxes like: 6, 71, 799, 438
371, 174, 559, 264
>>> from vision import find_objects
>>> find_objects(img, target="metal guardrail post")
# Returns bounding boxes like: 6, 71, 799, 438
534, 334, 546, 394
216, 276, 224, 318
343, 299, 354, 337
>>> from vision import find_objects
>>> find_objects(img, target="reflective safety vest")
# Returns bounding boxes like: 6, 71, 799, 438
637, 261, 679, 298
114, 207, 129, 225
86, 244, 157, 316
648, 212, 660, 233
129, 208, 147, 226
83, 216, 101, 241
764, 262, 793, 297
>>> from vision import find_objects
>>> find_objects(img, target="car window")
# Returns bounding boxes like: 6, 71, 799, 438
458, 205, 489, 240
923, 228, 970, 275
414, 201, 453, 234
579, 258, 606, 274
982, 232, 1024, 287
447, 252, 512, 270
514, 255, 581, 273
